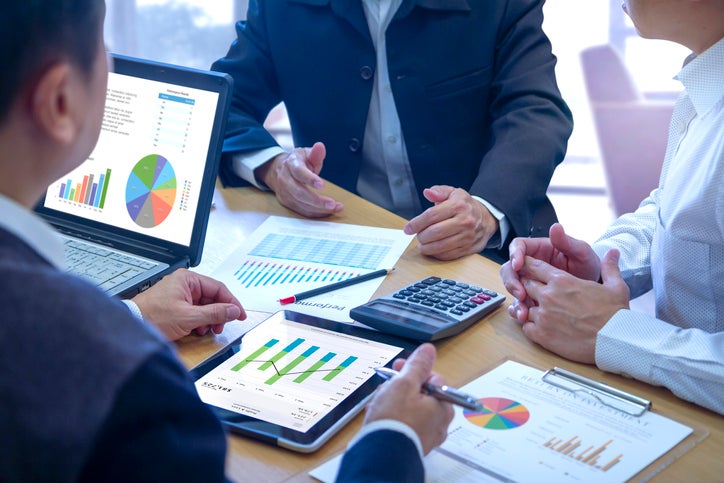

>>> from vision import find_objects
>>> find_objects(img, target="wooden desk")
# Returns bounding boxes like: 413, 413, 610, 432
178, 182, 723, 483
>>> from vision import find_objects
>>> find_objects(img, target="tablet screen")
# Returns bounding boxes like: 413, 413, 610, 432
190, 311, 415, 450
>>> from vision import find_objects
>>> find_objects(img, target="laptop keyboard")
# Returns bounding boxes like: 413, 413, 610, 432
64, 239, 160, 292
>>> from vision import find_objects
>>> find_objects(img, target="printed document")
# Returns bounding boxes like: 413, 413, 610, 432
211, 216, 413, 323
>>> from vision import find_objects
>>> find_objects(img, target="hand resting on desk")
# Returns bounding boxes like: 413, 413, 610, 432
132, 269, 246, 341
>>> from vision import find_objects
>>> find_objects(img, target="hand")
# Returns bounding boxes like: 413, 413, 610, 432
500, 223, 601, 322
363, 343, 454, 455
131, 269, 246, 341
514, 250, 630, 363
403, 185, 497, 261
256, 141, 343, 217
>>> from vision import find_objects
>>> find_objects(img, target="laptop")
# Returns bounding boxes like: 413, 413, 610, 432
35, 54, 232, 298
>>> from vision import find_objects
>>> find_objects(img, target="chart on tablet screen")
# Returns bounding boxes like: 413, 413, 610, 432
195, 316, 403, 432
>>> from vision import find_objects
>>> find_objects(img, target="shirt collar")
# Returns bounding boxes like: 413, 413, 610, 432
0, 194, 65, 268
676, 37, 724, 116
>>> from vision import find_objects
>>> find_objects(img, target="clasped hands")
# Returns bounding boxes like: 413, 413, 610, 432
256, 142, 498, 260
500, 224, 630, 363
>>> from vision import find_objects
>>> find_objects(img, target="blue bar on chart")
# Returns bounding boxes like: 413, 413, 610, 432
233, 260, 360, 289
249, 233, 391, 269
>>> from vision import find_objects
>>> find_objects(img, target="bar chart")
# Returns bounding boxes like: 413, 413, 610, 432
249, 233, 391, 269
195, 315, 403, 432
544, 435, 623, 472
231, 337, 360, 386
58, 168, 112, 209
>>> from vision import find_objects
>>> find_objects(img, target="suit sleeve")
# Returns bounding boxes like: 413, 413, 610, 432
335, 429, 424, 483
211, 0, 283, 187
469, 0, 573, 239
78, 348, 230, 483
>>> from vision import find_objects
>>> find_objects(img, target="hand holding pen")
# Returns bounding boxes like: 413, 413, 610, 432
364, 343, 456, 455
375, 366, 483, 412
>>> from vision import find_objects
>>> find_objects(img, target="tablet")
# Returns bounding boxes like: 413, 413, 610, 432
189, 310, 418, 452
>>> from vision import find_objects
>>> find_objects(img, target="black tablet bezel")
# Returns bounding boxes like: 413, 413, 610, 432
189, 310, 419, 451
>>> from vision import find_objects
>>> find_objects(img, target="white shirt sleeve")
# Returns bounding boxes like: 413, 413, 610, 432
596, 309, 724, 415
121, 299, 144, 320
471, 195, 509, 249
232, 147, 287, 190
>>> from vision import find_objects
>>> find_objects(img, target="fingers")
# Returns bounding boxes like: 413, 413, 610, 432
269, 144, 344, 217
600, 249, 621, 284
190, 271, 246, 321
421, 185, 455, 204
399, 343, 437, 384
404, 187, 493, 260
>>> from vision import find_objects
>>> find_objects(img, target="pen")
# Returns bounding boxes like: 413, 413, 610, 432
374, 366, 484, 412
279, 268, 393, 305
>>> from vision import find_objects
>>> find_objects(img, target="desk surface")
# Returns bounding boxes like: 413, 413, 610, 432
178, 182, 723, 483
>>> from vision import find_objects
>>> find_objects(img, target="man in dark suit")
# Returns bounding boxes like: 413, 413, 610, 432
0, 2, 453, 481
213, 0, 573, 262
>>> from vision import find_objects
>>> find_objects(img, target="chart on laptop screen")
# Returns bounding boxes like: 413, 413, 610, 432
194, 315, 403, 433
42, 69, 219, 246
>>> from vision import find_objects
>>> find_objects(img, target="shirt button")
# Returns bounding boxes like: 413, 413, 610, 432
348, 138, 361, 152
360, 66, 373, 80
387, 135, 397, 144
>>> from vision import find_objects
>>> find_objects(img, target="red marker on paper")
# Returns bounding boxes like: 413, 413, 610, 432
279, 268, 392, 305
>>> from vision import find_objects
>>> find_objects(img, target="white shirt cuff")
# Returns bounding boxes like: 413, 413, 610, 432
472, 195, 509, 249
121, 299, 144, 320
346, 419, 424, 459
232, 147, 286, 190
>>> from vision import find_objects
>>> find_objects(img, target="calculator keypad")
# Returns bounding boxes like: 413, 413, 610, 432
392, 276, 500, 321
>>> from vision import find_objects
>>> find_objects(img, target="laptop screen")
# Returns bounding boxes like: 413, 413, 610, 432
36, 55, 231, 262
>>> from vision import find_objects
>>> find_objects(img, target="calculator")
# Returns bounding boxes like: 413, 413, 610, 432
350, 276, 506, 341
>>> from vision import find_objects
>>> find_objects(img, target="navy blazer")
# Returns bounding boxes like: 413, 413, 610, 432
0, 229, 229, 482
213, 0, 573, 254
335, 430, 424, 482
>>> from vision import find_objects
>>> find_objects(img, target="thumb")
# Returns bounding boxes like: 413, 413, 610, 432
399, 343, 436, 384
600, 249, 622, 285
188, 303, 242, 327
305, 142, 326, 174
422, 185, 454, 204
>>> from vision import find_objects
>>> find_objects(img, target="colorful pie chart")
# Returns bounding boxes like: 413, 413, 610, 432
463, 397, 530, 429
126, 154, 177, 228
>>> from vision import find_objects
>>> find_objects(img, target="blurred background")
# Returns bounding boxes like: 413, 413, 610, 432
104, 0, 687, 248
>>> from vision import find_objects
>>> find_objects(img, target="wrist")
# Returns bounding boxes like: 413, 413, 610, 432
255, 153, 285, 191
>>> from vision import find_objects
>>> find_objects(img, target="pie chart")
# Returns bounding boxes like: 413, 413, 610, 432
463, 397, 530, 430
126, 154, 177, 228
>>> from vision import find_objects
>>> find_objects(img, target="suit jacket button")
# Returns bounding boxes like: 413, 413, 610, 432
348, 138, 361, 152
360, 66, 374, 80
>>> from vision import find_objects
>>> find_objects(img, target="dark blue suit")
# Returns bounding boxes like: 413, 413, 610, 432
0, 228, 229, 482
213, 0, 573, 258
0, 227, 419, 481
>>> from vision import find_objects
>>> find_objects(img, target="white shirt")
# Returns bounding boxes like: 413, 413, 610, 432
233, 1, 508, 246
592, 38, 724, 415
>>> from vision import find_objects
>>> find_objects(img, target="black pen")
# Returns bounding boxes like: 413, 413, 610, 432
374, 366, 484, 412
279, 268, 393, 305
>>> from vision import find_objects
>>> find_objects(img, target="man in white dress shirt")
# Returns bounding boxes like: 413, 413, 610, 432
500, 0, 724, 415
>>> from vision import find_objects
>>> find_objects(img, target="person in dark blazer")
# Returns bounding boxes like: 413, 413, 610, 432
212, 0, 573, 263
0, 2, 453, 481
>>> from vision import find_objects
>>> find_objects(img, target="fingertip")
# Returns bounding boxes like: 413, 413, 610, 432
226, 305, 242, 321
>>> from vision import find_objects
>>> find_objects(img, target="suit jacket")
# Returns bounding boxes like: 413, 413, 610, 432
213, 0, 573, 254
0, 227, 420, 481
335, 429, 424, 482
0, 228, 229, 483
